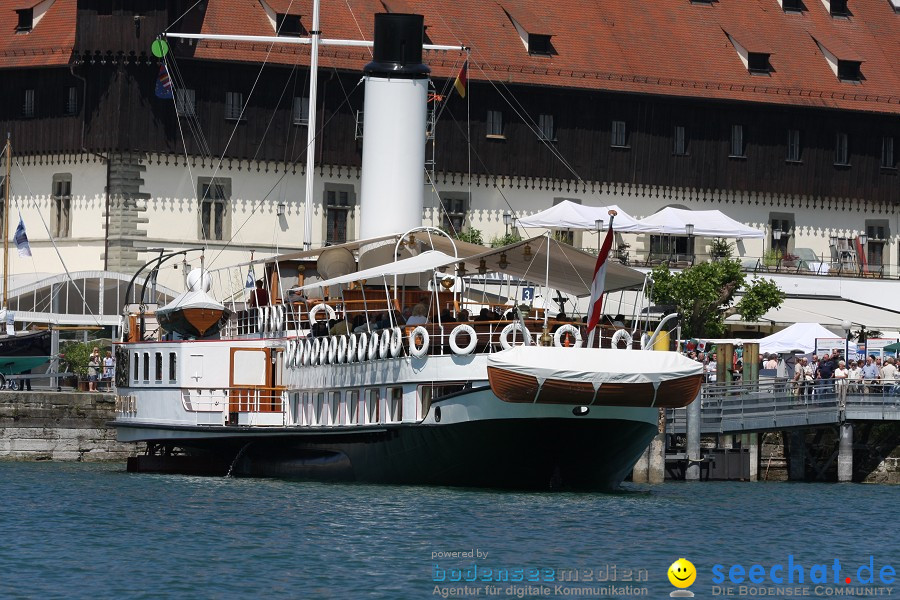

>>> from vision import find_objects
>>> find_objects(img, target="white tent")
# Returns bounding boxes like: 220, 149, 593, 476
758, 322, 838, 355
515, 201, 654, 233
636, 207, 764, 238
299, 251, 457, 291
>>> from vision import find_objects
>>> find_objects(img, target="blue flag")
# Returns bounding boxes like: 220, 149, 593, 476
155, 64, 173, 99
246, 266, 255, 289
14, 214, 31, 257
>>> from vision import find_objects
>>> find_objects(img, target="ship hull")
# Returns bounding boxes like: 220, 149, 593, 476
0, 329, 51, 358
123, 416, 657, 491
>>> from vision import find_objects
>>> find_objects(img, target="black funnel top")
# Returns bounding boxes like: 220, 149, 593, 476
364, 13, 430, 78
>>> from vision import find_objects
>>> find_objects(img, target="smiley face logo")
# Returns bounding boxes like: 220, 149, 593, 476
668, 558, 696, 589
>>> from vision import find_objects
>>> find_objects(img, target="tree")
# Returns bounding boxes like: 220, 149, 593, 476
648, 259, 784, 338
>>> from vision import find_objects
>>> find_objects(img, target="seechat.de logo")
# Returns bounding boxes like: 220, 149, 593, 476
668, 558, 697, 598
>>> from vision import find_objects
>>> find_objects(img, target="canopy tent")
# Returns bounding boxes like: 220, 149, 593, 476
430, 235, 646, 297
635, 207, 764, 238
758, 322, 838, 355
515, 201, 654, 233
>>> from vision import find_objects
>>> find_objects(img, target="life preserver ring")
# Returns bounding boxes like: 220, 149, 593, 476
409, 326, 429, 358
378, 329, 391, 359
293, 339, 302, 367
357, 332, 369, 361
286, 340, 296, 368
308, 303, 336, 326
310, 338, 321, 366
337, 336, 348, 363
499, 322, 530, 350
347, 334, 358, 363
273, 305, 284, 332
303, 339, 312, 366
320, 336, 331, 364
328, 336, 338, 364
449, 324, 478, 355
368, 331, 380, 360
553, 324, 583, 348
611, 329, 633, 350
640, 333, 651, 350
257, 307, 266, 334
389, 327, 403, 358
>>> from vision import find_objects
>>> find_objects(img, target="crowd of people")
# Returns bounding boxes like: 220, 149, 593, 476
792, 352, 898, 399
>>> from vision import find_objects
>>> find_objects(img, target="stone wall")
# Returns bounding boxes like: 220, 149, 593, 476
0, 392, 142, 462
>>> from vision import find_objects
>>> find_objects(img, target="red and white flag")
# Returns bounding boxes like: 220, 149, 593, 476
586, 225, 614, 335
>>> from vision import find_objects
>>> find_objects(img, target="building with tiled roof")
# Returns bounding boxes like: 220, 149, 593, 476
0, 0, 898, 318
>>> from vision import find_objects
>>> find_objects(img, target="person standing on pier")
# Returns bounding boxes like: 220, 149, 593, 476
862, 356, 880, 394
834, 360, 849, 408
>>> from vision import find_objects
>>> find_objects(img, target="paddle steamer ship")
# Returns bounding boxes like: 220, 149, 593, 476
112, 13, 702, 490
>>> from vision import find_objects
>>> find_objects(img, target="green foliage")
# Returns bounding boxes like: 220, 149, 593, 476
489, 232, 522, 248
648, 259, 785, 338
763, 248, 782, 267
60, 342, 94, 378
451, 227, 484, 246
710, 238, 733, 259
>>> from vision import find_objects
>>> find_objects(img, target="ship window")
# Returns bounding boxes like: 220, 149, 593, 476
329, 391, 342, 425
51, 174, 72, 238
168, 352, 177, 382
314, 393, 325, 426
300, 392, 309, 426
365, 388, 380, 424
154, 352, 163, 382
142, 353, 150, 382
348, 390, 360, 424
291, 393, 301, 425
388, 387, 403, 422
132, 352, 138, 384
417, 382, 467, 420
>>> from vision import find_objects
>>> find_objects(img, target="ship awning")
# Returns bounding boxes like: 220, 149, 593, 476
298, 250, 458, 291
430, 235, 647, 296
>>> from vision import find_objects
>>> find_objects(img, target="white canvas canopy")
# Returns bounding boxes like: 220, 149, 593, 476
299, 251, 458, 291
636, 207, 764, 238
758, 322, 837, 355
515, 201, 654, 233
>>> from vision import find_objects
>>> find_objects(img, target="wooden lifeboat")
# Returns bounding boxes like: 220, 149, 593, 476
156, 290, 231, 338
487, 346, 704, 409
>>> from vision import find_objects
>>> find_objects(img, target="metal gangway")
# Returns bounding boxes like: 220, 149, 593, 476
666, 379, 900, 435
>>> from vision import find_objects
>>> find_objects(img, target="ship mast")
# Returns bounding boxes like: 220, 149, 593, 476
2, 135, 9, 309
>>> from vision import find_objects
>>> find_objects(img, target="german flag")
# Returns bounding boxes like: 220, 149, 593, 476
454, 60, 468, 98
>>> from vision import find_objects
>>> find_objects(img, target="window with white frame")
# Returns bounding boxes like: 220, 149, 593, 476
23, 89, 35, 118
324, 184, 355, 245
881, 136, 895, 169
611, 120, 627, 147
365, 388, 380, 424
329, 391, 342, 425
348, 390, 360, 424
198, 177, 230, 241
388, 387, 402, 422
787, 129, 801, 162
65, 86, 78, 116
292, 96, 310, 126
51, 173, 72, 238
486, 110, 504, 137
865, 221, 888, 267
538, 114, 555, 141
730, 124, 745, 157
674, 125, 687, 155
835, 132, 849, 165
225, 91, 244, 120
770, 215, 793, 255
176, 88, 196, 117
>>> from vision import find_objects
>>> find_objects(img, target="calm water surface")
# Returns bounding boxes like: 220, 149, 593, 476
0, 462, 896, 599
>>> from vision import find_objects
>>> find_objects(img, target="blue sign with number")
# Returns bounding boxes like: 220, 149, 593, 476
522, 287, 535, 301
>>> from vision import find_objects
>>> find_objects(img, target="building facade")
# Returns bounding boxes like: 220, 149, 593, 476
0, 0, 898, 305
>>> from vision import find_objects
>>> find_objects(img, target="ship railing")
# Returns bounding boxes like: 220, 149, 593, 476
180, 387, 286, 426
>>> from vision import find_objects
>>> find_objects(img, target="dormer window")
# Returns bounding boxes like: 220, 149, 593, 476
747, 53, 771, 74
829, 0, 849, 14
890, 0, 900, 13
16, 8, 33, 32
276, 13, 305, 36
813, 37, 863, 82
781, 0, 805, 11
528, 34, 552, 56
503, 7, 555, 57
837, 60, 861, 81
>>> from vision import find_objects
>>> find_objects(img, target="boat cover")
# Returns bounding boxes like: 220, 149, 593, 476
299, 251, 458, 291
158, 290, 227, 313
488, 346, 703, 389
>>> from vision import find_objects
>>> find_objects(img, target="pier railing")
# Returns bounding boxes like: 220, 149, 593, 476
665, 379, 900, 434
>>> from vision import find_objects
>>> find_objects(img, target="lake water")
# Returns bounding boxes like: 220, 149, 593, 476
0, 462, 896, 599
